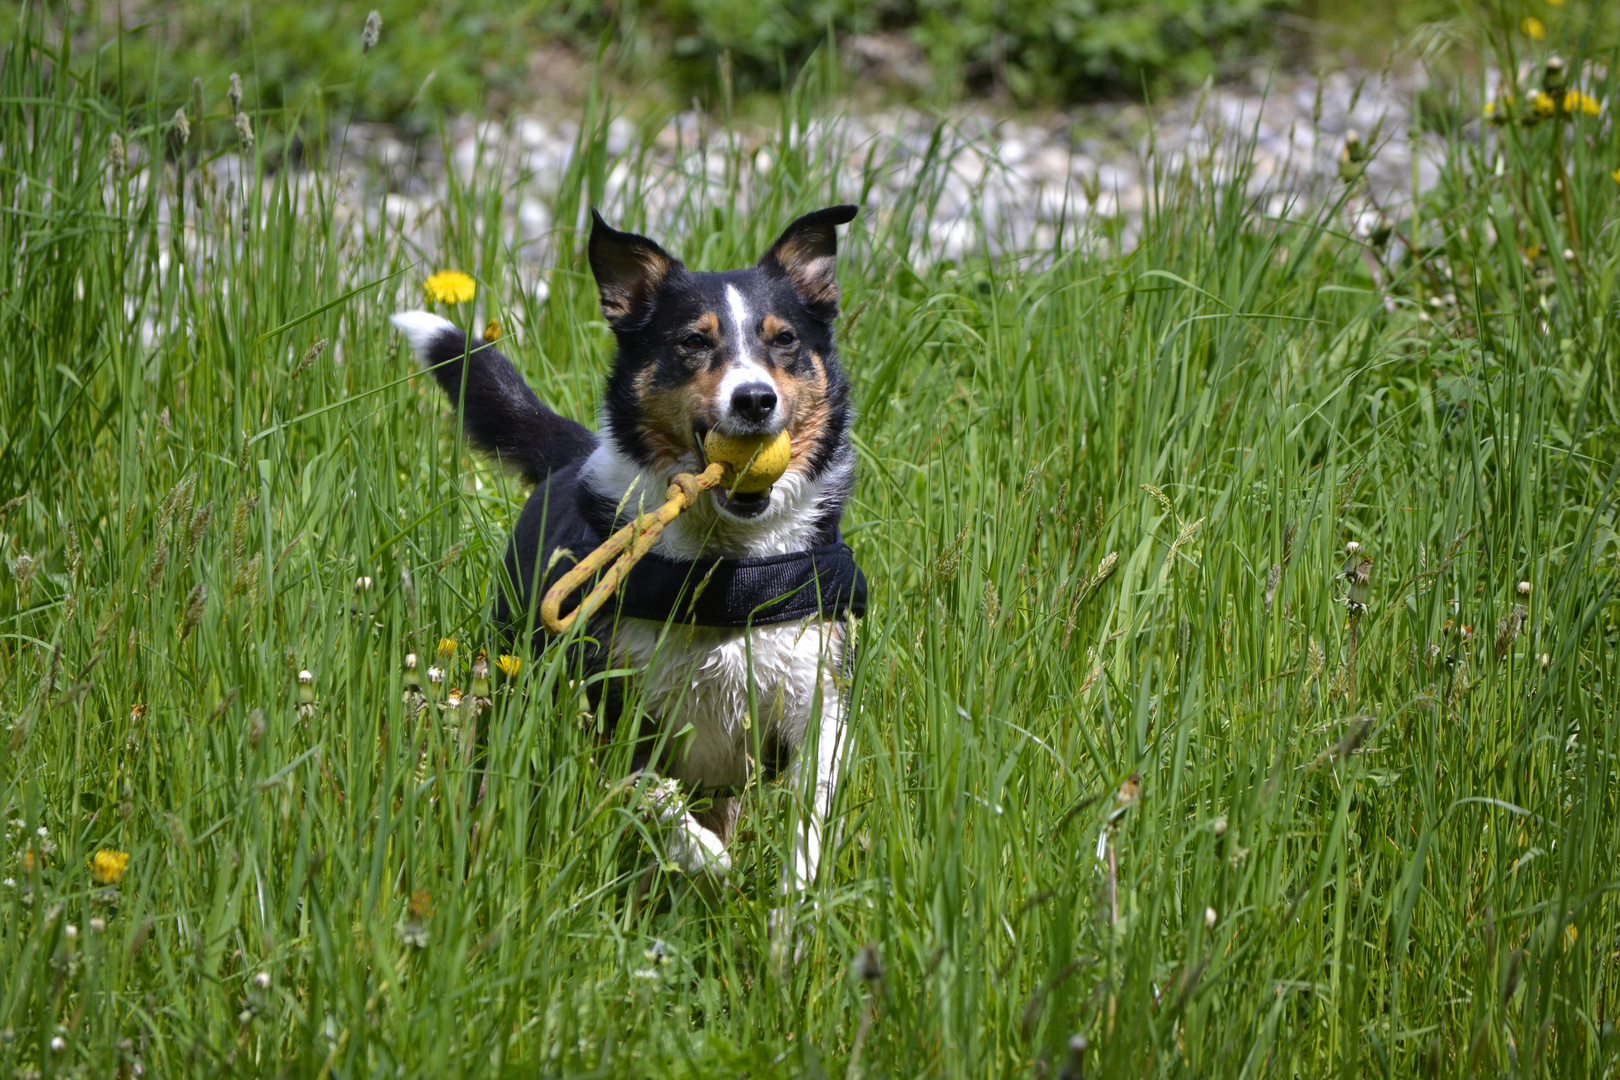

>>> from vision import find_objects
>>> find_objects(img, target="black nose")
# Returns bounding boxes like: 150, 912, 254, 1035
731, 382, 777, 423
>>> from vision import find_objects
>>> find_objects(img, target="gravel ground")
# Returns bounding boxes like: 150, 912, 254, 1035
137, 68, 1447, 323
333, 68, 1440, 280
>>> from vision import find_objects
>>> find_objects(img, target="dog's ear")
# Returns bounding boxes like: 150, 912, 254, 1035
588, 210, 680, 331
759, 205, 858, 315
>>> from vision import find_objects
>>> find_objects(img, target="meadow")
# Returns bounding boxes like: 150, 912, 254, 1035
3, 11, 1620, 1079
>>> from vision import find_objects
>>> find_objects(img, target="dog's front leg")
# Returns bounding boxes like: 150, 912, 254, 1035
787, 685, 847, 892
769, 684, 846, 962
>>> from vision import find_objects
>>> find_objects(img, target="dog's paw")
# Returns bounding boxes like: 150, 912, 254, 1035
639, 776, 731, 885
664, 821, 732, 879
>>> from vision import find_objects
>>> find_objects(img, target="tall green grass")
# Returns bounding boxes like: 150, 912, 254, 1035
3, 12, 1619, 1078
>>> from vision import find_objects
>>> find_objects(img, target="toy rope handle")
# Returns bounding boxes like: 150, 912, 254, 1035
540, 461, 729, 635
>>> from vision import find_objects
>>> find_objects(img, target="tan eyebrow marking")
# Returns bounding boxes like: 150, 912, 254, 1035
693, 312, 720, 336
762, 314, 789, 340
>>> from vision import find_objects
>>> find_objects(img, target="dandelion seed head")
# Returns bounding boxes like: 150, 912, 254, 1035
297, 670, 313, 685
355, 575, 373, 591
1518, 581, 1531, 596
89, 917, 106, 933
1204, 906, 1218, 929
252, 971, 271, 989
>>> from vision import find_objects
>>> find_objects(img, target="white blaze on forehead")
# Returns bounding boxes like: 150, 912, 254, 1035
716, 284, 778, 426
725, 284, 752, 342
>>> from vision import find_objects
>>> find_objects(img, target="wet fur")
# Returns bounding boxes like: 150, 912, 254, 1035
393, 205, 860, 900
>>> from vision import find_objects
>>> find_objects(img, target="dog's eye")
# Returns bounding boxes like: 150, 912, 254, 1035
680, 333, 710, 350
772, 329, 797, 348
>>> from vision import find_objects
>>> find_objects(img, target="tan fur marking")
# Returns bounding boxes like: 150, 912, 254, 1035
786, 356, 831, 471
762, 314, 789, 340
694, 312, 720, 337
638, 368, 727, 469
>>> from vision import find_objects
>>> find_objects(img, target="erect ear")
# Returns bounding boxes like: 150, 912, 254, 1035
758, 205, 858, 314
588, 209, 681, 331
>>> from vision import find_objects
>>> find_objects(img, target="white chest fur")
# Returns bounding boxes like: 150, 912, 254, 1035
603, 615, 845, 790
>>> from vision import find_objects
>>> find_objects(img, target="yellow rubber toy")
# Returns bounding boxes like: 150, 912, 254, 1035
703, 429, 792, 493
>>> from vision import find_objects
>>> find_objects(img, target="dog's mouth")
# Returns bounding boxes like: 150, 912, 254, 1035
693, 425, 773, 519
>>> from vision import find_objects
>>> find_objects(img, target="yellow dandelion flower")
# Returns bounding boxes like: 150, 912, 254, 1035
1531, 90, 1556, 116
1563, 90, 1600, 115
1547, 0, 1563, 5
436, 636, 457, 659
1483, 100, 1495, 116
484, 319, 502, 342
90, 849, 130, 886
1522, 16, 1545, 40
1610, 167, 1620, 183
496, 654, 522, 678
424, 270, 476, 304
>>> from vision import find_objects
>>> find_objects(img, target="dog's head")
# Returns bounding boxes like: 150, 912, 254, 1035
588, 206, 857, 521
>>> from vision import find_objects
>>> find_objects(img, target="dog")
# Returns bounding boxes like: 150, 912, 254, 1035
391, 205, 864, 911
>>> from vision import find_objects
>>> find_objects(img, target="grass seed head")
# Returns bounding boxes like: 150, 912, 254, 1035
183, 502, 212, 566
234, 111, 254, 149
291, 338, 327, 379
227, 73, 242, 113
361, 9, 382, 53
107, 132, 125, 178
179, 582, 206, 639
172, 107, 190, 146
1494, 605, 1527, 661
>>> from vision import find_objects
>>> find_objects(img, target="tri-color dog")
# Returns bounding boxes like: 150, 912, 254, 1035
392, 205, 864, 909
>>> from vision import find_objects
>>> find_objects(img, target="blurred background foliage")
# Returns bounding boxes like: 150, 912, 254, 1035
7, 0, 1614, 122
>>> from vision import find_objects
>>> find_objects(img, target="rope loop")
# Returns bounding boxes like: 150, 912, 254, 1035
540, 461, 730, 634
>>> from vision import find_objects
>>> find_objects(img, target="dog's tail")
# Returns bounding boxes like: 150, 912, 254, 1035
392, 311, 597, 485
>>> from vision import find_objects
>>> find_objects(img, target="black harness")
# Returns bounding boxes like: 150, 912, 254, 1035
518, 459, 867, 630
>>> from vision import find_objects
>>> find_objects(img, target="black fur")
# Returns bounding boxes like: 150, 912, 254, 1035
590, 207, 858, 480
406, 205, 860, 640
414, 327, 596, 487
